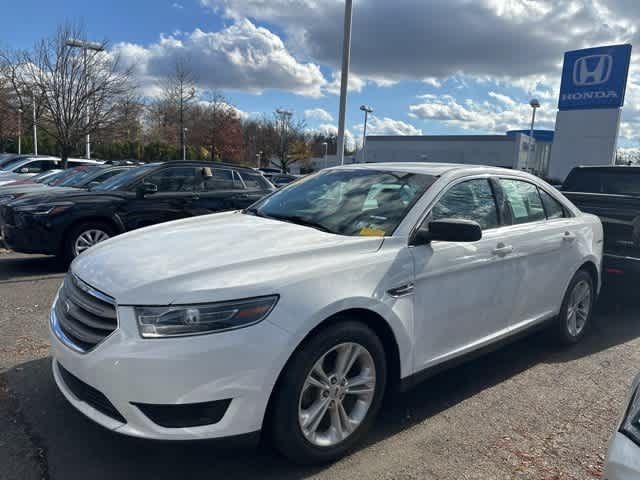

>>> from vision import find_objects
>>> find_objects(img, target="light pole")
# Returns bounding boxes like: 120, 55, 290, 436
528, 98, 540, 173
182, 128, 188, 160
32, 92, 38, 156
336, 0, 353, 166
65, 38, 105, 160
276, 108, 292, 172
17, 108, 23, 155
322, 141, 328, 170
256, 151, 262, 169
359, 105, 373, 163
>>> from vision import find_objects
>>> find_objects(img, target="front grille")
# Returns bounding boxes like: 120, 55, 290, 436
57, 362, 126, 424
54, 274, 117, 352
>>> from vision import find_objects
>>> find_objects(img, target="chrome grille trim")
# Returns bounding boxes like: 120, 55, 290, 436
52, 274, 118, 353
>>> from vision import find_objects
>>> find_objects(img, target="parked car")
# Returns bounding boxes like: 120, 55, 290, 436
0, 153, 20, 168
1, 161, 274, 260
604, 374, 640, 479
1, 169, 64, 187
270, 174, 301, 188
48, 163, 602, 463
0, 164, 134, 206
562, 166, 640, 278
0, 156, 102, 186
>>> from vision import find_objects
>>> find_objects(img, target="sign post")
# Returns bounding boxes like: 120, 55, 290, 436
547, 44, 632, 182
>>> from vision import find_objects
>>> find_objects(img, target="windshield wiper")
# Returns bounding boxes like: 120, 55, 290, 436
265, 214, 336, 234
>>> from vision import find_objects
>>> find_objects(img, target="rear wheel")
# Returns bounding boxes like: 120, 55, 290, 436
270, 321, 387, 464
63, 221, 114, 262
554, 269, 594, 345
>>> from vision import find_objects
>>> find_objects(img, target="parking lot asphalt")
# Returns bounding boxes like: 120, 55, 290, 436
1, 249, 639, 480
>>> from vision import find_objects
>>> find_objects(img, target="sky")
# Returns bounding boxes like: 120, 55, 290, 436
3, 0, 640, 148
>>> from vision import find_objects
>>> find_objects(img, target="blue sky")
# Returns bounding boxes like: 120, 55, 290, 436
4, 0, 640, 148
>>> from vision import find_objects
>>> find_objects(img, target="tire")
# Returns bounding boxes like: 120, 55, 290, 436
553, 269, 594, 345
269, 320, 387, 464
62, 221, 114, 262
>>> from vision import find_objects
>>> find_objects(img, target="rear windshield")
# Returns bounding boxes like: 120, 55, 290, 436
564, 170, 640, 196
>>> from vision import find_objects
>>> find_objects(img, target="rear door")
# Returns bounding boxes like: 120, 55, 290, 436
118, 166, 200, 229
193, 168, 248, 213
496, 178, 581, 325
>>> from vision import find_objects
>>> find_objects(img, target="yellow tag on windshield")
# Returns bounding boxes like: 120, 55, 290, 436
359, 227, 385, 237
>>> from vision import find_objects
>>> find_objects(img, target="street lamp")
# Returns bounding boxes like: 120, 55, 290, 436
276, 108, 292, 172
359, 105, 373, 163
32, 92, 38, 156
321, 141, 328, 170
182, 128, 189, 160
65, 38, 105, 160
336, 0, 353, 166
17, 108, 23, 155
256, 151, 263, 169
528, 98, 540, 173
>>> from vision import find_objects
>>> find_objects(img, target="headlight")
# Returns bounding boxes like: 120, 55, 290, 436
135, 295, 279, 338
14, 202, 74, 215
621, 384, 640, 446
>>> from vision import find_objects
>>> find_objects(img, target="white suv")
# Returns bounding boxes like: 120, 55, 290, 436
49, 163, 603, 463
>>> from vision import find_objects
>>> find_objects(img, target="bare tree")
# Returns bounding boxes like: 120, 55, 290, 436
158, 58, 197, 158
10, 23, 133, 167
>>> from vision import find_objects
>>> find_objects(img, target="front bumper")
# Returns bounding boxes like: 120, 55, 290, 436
50, 304, 292, 440
1, 215, 61, 255
604, 433, 640, 480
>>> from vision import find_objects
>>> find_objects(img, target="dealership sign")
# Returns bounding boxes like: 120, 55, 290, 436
558, 44, 632, 110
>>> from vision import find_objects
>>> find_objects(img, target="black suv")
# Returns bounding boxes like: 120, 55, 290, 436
1, 161, 274, 260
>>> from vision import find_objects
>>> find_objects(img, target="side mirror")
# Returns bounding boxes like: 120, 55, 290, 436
137, 182, 158, 198
410, 218, 482, 246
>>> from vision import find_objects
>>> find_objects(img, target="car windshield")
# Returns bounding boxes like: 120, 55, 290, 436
0, 157, 31, 171
91, 164, 155, 191
0, 155, 19, 168
29, 171, 60, 183
57, 166, 102, 187
246, 169, 435, 236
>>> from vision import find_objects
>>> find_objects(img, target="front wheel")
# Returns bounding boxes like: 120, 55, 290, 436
554, 270, 594, 345
63, 221, 114, 262
269, 321, 387, 464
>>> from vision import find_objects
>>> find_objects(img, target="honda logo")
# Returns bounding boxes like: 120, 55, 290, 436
573, 54, 613, 86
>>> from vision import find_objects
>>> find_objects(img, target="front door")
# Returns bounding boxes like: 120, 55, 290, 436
411, 177, 518, 371
120, 166, 200, 230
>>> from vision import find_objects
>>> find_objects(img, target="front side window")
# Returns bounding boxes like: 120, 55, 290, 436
239, 171, 272, 190
500, 179, 546, 225
142, 167, 198, 192
430, 179, 499, 230
248, 169, 435, 236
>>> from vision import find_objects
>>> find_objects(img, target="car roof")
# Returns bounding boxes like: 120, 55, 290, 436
571, 165, 640, 172
332, 162, 518, 177
160, 160, 255, 172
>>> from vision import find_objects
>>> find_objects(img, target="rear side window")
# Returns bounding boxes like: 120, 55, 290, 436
239, 172, 271, 190
539, 189, 566, 219
202, 169, 244, 191
564, 170, 640, 195
430, 179, 499, 230
500, 179, 546, 225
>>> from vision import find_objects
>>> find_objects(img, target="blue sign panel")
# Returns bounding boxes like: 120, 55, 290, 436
558, 44, 632, 110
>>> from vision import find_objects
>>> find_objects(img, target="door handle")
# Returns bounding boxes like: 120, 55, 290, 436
493, 242, 514, 257
562, 231, 576, 242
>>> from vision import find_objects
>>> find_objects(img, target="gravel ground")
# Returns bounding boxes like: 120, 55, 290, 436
0, 250, 638, 480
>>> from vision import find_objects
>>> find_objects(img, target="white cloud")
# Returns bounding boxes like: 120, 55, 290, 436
409, 94, 556, 134
171, 2, 184, 9
354, 116, 423, 137
488, 91, 516, 107
113, 19, 327, 98
304, 108, 333, 122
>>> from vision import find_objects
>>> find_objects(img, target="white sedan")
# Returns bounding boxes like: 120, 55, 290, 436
48, 163, 603, 464
605, 375, 640, 479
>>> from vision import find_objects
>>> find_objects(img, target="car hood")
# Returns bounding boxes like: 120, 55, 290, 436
0, 185, 73, 198
72, 211, 385, 305
8, 188, 119, 206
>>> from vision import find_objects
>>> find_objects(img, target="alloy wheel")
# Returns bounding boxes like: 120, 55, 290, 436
74, 229, 110, 257
567, 279, 591, 337
298, 342, 376, 447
